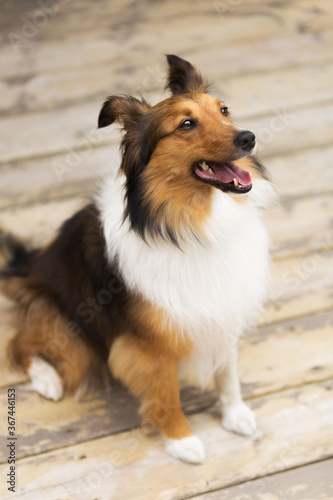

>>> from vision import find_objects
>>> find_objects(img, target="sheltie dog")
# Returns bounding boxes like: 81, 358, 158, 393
0, 55, 277, 464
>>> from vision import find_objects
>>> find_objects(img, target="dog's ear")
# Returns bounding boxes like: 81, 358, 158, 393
98, 95, 150, 129
98, 95, 156, 179
165, 54, 209, 95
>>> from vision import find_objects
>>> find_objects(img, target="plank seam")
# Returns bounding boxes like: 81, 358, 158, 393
179, 455, 333, 500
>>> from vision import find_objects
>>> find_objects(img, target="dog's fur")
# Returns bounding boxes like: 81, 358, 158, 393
0, 55, 277, 463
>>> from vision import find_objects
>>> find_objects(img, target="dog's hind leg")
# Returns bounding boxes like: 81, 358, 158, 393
8, 291, 97, 401
26, 355, 63, 401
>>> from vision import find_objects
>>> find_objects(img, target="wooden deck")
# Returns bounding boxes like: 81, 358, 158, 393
0, 0, 333, 498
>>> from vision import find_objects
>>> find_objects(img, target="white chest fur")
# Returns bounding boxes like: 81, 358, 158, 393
97, 175, 277, 385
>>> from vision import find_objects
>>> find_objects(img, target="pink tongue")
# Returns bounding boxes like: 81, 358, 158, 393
210, 161, 251, 186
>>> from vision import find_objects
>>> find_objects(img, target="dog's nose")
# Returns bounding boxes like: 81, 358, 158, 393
233, 130, 256, 151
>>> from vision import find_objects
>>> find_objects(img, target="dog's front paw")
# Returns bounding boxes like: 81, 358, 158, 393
165, 435, 205, 464
222, 401, 256, 436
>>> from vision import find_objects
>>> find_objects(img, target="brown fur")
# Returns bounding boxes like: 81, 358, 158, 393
141, 93, 237, 236
5, 204, 126, 396
9, 294, 97, 393
110, 332, 192, 439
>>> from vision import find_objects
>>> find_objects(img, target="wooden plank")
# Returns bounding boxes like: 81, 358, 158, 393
0, 311, 331, 461
0, 197, 85, 248
2, 0, 329, 40
0, 380, 332, 499
1, 30, 333, 116
263, 251, 333, 325
268, 144, 333, 201
191, 459, 333, 499
187, 29, 333, 81
0, 383, 215, 464
0, 199, 332, 326
0, 145, 120, 210
1, 143, 332, 212
1, 188, 332, 263
1, 52, 333, 117
1, 0, 332, 81
241, 310, 333, 397
0, 199, 332, 325
0, 100, 119, 164
266, 194, 333, 260
246, 100, 333, 159
222, 62, 333, 119
0, 94, 332, 165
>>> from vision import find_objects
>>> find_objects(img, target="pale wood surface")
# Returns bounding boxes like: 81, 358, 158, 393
1, 97, 333, 164
2, 0, 332, 80
0, 311, 332, 463
1, 191, 333, 259
0, 381, 332, 499
0, 0, 332, 499
1, 144, 333, 211
192, 459, 333, 499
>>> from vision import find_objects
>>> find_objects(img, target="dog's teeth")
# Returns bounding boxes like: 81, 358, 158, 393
233, 178, 239, 187
199, 161, 213, 173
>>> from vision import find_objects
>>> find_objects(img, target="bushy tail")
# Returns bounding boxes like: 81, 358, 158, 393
0, 230, 36, 278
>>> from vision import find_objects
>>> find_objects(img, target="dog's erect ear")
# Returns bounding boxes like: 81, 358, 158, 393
165, 54, 209, 95
98, 95, 150, 129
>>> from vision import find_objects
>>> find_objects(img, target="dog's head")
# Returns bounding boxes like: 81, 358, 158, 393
99, 55, 266, 243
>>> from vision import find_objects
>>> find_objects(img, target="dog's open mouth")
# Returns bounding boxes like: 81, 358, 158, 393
194, 160, 252, 194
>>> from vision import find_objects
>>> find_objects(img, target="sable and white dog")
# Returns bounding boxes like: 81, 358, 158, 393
0, 55, 277, 464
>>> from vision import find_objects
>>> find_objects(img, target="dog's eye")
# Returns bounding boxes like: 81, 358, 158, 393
179, 119, 197, 130
221, 107, 228, 117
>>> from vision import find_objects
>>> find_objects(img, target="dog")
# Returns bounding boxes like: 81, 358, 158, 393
0, 55, 277, 464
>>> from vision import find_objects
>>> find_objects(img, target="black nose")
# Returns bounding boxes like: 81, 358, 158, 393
233, 130, 256, 151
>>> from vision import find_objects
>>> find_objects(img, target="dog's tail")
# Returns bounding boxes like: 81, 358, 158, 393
0, 230, 36, 279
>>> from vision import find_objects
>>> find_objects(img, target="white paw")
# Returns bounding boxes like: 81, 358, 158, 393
165, 435, 205, 464
222, 401, 256, 436
28, 357, 63, 401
